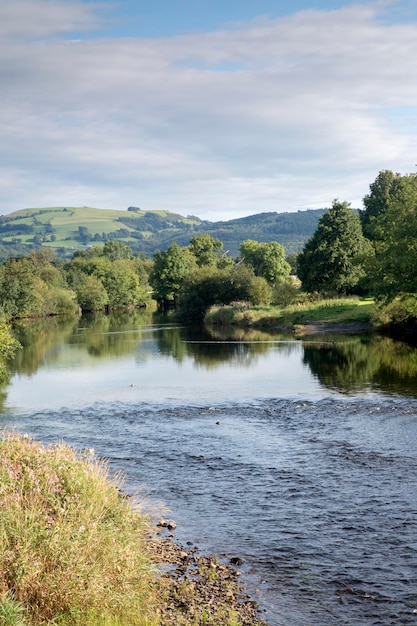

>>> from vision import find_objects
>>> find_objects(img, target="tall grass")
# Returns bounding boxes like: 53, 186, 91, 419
205, 297, 374, 329
0, 432, 159, 626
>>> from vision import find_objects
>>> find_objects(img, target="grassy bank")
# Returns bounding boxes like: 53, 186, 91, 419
205, 297, 374, 332
0, 432, 267, 626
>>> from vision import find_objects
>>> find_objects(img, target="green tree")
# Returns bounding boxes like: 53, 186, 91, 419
188, 234, 224, 267
360, 172, 417, 323
286, 252, 299, 275
0, 258, 37, 318
101, 259, 143, 307
73, 274, 109, 312
150, 244, 196, 307
178, 264, 271, 322
77, 225, 91, 243
239, 240, 291, 284
0, 251, 79, 318
368, 188, 417, 299
297, 200, 372, 294
360, 170, 417, 240
66, 248, 151, 312
103, 240, 133, 261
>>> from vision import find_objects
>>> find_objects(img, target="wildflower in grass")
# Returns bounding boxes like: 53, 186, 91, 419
0, 431, 160, 626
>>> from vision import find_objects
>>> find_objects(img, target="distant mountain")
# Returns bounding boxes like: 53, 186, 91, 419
0, 206, 327, 261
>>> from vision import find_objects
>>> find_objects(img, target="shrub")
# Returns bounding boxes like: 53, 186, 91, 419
271, 277, 300, 307
371, 295, 417, 329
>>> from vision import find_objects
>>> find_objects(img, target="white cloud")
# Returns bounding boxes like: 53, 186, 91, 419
0, 0, 102, 41
1, 1, 417, 219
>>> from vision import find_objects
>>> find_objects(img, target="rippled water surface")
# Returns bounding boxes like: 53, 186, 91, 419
2, 312, 417, 625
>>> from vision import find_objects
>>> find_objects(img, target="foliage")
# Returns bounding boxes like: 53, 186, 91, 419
149, 243, 196, 306
101, 259, 144, 307
0, 241, 151, 317
286, 252, 299, 274
71, 273, 109, 312
65, 245, 152, 312
102, 240, 133, 261
364, 174, 417, 300
271, 277, 301, 306
297, 200, 373, 295
188, 234, 225, 267
0, 258, 37, 318
0, 432, 159, 626
360, 170, 417, 240
178, 264, 272, 322
239, 239, 291, 284
0, 252, 80, 319
370, 295, 417, 329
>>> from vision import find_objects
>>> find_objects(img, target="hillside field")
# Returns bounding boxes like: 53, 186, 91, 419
0, 205, 326, 260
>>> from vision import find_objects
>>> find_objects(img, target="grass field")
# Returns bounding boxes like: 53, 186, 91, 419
0, 206, 199, 254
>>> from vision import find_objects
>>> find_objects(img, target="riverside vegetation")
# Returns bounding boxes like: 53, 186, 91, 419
1, 168, 417, 623
1, 170, 417, 331
0, 432, 268, 626
204, 296, 374, 333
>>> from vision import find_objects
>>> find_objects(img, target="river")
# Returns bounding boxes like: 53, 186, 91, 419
1, 310, 417, 625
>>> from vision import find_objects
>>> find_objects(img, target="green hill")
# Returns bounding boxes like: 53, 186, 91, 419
0, 205, 327, 261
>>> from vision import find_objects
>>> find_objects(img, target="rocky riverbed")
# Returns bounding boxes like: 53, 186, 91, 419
151, 522, 270, 626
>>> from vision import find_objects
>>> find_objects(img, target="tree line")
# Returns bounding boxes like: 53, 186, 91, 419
297, 170, 417, 328
0, 169, 416, 330
0, 234, 292, 321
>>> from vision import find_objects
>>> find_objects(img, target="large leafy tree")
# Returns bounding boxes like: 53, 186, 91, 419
368, 187, 417, 299
188, 234, 226, 267
297, 200, 372, 294
101, 259, 143, 307
0, 258, 38, 317
150, 243, 196, 307
239, 240, 291, 285
361, 170, 417, 240
360, 171, 417, 302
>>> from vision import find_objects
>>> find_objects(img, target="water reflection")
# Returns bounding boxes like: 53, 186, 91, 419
4, 311, 417, 404
76, 310, 156, 357
11, 315, 79, 375
303, 335, 417, 396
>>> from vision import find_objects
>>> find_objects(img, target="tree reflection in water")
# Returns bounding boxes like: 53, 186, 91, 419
6, 311, 417, 400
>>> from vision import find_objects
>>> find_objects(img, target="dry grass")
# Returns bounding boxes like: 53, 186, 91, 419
0, 433, 262, 626
0, 432, 159, 626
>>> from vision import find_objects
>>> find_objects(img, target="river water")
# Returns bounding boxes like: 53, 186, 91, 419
1, 311, 417, 625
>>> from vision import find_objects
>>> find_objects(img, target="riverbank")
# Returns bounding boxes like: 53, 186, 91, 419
152, 528, 269, 625
0, 431, 269, 626
205, 296, 374, 334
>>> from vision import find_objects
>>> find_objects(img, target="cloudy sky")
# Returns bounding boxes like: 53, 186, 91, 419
1, 0, 417, 220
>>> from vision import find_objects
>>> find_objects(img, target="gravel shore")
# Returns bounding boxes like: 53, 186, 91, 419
151, 528, 270, 626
